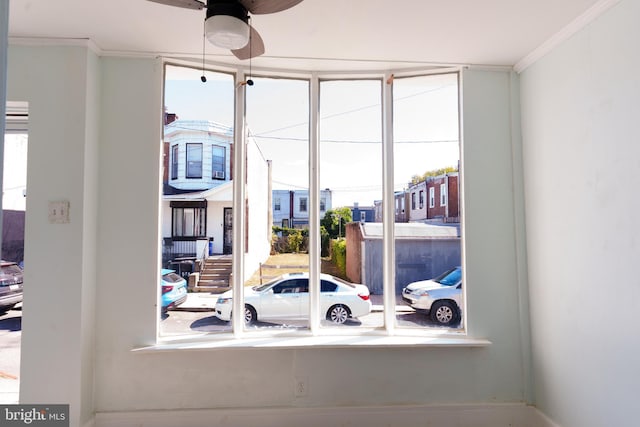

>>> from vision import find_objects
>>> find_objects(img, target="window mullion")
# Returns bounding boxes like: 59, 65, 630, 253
308, 74, 321, 334
382, 73, 396, 335
232, 71, 246, 337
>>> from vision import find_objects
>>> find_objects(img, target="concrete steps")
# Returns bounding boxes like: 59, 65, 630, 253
189, 255, 232, 293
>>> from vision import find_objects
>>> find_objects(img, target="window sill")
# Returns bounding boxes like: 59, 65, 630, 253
134, 331, 491, 353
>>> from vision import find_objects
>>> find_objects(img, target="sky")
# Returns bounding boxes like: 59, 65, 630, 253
164, 66, 460, 208
2, 133, 28, 211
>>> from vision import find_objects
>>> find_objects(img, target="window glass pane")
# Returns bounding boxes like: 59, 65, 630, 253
161, 65, 235, 336
245, 76, 310, 331
171, 145, 178, 180
319, 79, 383, 329
212, 145, 225, 179
186, 143, 202, 178
393, 73, 462, 329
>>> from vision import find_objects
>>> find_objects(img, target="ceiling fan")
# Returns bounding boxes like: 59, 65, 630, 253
147, 0, 304, 60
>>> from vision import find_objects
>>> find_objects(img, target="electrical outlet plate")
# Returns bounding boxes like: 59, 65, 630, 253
294, 376, 308, 397
48, 200, 70, 224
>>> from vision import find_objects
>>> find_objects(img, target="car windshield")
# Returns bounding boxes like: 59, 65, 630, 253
1, 264, 22, 275
253, 276, 283, 292
162, 272, 183, 283
434, 267, 461, 287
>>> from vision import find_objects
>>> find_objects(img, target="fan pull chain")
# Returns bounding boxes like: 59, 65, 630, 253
247, 16, 254, 86
200, 19, 207, 83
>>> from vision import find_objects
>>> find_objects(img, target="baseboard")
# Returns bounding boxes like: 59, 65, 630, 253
95, 402, 559, 427
531, 406, 563, 427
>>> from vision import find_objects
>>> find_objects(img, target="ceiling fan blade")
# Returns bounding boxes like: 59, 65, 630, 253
145, 0, 205, 10
239, 0, 304, 15
231, 26, 265, 60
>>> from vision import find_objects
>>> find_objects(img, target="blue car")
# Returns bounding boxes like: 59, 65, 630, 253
161, 269, 187, 312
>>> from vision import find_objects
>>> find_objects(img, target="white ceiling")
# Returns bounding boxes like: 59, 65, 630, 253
8, 0, 603, 72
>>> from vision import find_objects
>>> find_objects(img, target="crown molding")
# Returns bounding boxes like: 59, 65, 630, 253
9, 37, 103, 56
514, 0, 621, 73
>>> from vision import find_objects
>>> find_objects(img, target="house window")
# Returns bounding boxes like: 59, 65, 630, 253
186, 143, 202, 178
212, 145, 225, 179
171, 145, 178, 180
394, 72, 461, 329
171, 205, 206, 237
440, 183, 447, 206
162, 65, 461, 339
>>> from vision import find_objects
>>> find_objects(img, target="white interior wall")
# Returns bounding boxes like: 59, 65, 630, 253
9, 42, 531, 426
7, 44, 99, 427
520, 1, 639, 426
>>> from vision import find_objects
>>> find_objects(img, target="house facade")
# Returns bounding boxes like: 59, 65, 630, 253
408, 172, 459, 223
272, 189, 332, 228
163, 120, 233, 194
351, 203, 376, 223
161, 120, 272, 277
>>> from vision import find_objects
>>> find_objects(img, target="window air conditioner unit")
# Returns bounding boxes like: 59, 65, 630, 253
214, 171, 225, 179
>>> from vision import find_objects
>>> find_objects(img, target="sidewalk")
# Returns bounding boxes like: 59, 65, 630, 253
174, 292, 412, 313
0, 378, 19, 404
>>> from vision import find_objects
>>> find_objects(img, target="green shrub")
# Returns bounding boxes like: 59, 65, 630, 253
331, 239, 347, 276
287, 229, 304, 253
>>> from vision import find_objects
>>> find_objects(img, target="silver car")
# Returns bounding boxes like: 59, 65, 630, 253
0, 260, 24, 313
401, 266, 462, 326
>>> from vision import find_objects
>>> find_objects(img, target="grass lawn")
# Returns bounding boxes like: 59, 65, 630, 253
244, 253, 346, 286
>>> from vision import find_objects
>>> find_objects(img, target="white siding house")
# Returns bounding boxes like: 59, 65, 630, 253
272, 189, 332, 228
165, 120, 233, 192
161, 121, 272, 279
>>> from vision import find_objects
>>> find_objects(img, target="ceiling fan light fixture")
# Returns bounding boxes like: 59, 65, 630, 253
205, 15, 250, 50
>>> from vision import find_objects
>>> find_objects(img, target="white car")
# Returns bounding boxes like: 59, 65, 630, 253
215, 272, 371, 325
401, 266, 462, 326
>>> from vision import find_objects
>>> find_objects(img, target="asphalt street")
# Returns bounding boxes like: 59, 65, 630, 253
0, 305, 21, 404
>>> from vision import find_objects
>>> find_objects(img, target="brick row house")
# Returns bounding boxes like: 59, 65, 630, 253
373, 173, 459, 223
408, 172, 459, 223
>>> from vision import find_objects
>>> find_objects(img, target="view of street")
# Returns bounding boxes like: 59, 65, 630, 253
160, 293, 459, 335
0, 305, 21, 404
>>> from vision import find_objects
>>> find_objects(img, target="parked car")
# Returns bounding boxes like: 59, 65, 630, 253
161, 269, 188, 312
401, 266, 462, 326
0, 260, 24, 313
215, 272, 371, 325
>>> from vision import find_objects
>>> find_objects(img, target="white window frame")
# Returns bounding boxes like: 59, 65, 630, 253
429, 187, 435, 208
151, 64, 484, 349
440, 183, 447, 206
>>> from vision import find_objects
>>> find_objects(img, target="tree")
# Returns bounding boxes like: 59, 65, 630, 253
321, 207, 353, 239
410, 166, 458, 185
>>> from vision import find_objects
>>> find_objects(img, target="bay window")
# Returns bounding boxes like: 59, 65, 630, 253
161, 63, 463, 341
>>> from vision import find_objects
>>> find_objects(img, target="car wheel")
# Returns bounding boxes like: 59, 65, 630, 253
244, 305, 257, 325
430, 300, 459, 326
327, 304, 350, 324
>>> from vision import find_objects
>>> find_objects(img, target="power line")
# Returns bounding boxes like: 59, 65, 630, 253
252, 135, 458, 144
251, 83, 455, 137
